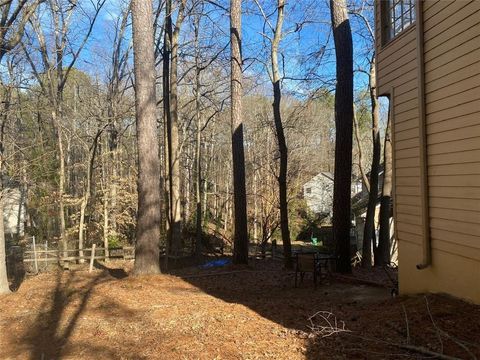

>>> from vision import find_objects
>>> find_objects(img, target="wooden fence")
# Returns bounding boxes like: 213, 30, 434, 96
23, 246, 135, 272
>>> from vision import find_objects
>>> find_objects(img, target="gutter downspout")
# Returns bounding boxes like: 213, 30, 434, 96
415, 0, 431, 270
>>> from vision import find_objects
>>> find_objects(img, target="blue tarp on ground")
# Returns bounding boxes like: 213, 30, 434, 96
200, 258, 231, 269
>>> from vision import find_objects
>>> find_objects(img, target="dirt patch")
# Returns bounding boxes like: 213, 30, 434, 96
1, 260, 479, 359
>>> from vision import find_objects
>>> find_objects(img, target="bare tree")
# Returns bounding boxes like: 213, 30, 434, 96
131, 0, 162, 274
270, 0, 292, 268
330, 0, 354, 273
378, 109, 392, 266
0, 0, 43, 62
362, 55, 380, 268
163, 0, 172, 263
168, 0, 187, 254
77, 127, 104, 263
230, 0, 248, 264
353, 108, 370, 191
0, 0, 44, 294
0, 194, 7, 294
23, 0, 105, 258
0, 60, 14, 294
193, 10, 203, 262
348, 5, 381, 268
103, 5, 132, 258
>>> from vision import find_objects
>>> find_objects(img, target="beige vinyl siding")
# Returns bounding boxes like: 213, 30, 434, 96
428, 149, 480, 166
423, 0, 452, 20
426, 99, 480, 126
430, 207, 480, 224
432, 240, 480, 263
425, 36, 480, 74
395, 118, 418, 133
396, 156, 420, 168
424, 0, 477, 40
425, 47, 480, 83
397, 204, 422, 218
427, 112, 479, 134
395, 176, 420, 187
377, 0, 480, 302
397, 231, 422, 245
426, 61, 480, 95
424, 0, 480, 262
429, 175, 480, 189
395, 128, 419, 143
396, 148, 420, 160
395, 194, 421, 207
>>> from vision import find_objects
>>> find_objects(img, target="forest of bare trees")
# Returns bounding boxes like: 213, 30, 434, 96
3, 2, 480, 360
0, 0, 392, 288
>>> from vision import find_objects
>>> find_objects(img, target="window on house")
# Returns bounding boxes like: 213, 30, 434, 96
383, 0, 416, 43
306, 187, 312, 194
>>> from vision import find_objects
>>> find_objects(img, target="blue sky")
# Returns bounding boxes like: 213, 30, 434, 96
240, 0, 375, 96
46, 0, 375, 99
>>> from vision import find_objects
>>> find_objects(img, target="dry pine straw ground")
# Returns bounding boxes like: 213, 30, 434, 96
1, 261, 479, 360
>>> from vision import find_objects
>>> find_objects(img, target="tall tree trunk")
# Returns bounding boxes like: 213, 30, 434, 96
78, 132, 101, 263
230, 0, 249, 265
213, 181, 218, 219
224, 178, 230, 234
194, 13, 203, 262
102, 144, 109, 262
184, 148, 191, 226
330, 0, 354, 274
0, 108, 9, 294
353, 109, 370, 192
53, 6, 68, 258
168, 0, 186, 255
78, 197, 87, 262
271, 0, 292, 269
202, 143, 208, 219
132, 0, 162, 275
78, 155, 90, 264
0, 194, 8, 294
195, 118, 202, 261
253, 166, 258, 243
109, 129, 118, 234
51, 109, 67, 258
362, 56, 381, 268
163, 0, 172, 266
378, 109, 392, 266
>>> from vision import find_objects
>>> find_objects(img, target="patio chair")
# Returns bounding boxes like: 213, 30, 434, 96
295, 253, 321, 288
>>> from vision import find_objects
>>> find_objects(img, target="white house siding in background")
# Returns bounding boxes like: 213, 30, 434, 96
303, 172, 364, 216
303, 172, 334, 215
3, 187, 25, 236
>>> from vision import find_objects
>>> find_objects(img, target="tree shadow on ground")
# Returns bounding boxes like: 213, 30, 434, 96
93, 260, 128, 279
178, 258, 480, 359
7, 245, 25, 291
3, 260, 478, 359
178, 258, 390, 358
5, 269, 151, 360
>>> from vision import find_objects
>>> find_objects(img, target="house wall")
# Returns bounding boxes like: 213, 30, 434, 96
303, 174, 334, 215
303, 173, 363, 216
376, 0, 480, 303
3, 187, 25, 236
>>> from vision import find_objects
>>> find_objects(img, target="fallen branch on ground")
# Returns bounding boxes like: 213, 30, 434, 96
307, 311, 351, 338
307, 309, 472, 360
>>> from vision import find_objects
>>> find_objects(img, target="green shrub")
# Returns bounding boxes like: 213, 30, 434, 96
108, 234, 123, 249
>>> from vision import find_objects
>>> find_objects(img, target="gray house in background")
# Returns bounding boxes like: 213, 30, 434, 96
3, 178, 26, 238
303, 172, 334, 216
303, 172, 363, 217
